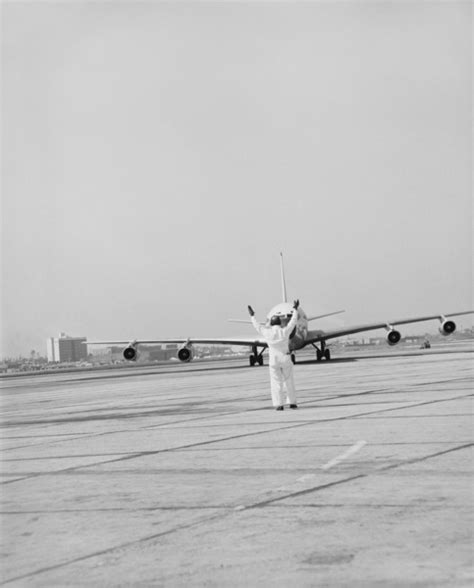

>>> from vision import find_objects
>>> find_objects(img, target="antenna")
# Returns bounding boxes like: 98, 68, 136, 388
280, 252, 288, 302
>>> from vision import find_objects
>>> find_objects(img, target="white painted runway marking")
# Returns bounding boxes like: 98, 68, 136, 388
320, 440, 367, 470
234, 441, 368, 510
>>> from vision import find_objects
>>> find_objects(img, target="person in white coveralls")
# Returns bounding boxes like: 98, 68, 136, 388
248, 300, 300, 411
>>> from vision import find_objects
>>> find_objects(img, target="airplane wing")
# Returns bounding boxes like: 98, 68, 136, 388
305, 310, 474, 344
86, 338, 268, 348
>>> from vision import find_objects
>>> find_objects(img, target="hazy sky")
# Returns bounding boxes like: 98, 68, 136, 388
2, 1, 472, 357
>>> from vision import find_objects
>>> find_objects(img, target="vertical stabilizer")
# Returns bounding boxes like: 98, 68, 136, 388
280, 252, 288, 302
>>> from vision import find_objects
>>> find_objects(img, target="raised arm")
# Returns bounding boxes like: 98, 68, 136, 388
282, 300, 299, 336
248, 305, 264, 336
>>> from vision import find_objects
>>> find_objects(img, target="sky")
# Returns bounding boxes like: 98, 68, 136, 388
1, 1, 472, 358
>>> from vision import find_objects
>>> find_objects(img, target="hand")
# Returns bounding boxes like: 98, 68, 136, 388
293, 299, 300, 310
248, 305, 255, 317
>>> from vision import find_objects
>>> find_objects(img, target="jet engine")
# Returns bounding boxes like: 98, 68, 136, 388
439, 319, 456, 336
123, 342, 138, 361
386, 329, 401, 346
178, 345, 194, 362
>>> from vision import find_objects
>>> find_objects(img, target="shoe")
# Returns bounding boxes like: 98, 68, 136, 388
275, 406, 284, 411
289, 404, 298, 409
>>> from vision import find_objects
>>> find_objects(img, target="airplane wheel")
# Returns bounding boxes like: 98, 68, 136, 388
324, 349, 331, 361
249, 355, 255, 367
316, 349, 323, 361
258, 355, 264, 366
291, 353, 296, 365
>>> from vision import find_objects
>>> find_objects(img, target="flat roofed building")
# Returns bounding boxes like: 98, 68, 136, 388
47, 333, 87, 363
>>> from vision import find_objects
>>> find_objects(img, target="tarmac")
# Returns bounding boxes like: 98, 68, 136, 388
1, 347, 473, 587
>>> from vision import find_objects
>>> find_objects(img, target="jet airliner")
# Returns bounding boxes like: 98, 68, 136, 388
87, 254, 473, 366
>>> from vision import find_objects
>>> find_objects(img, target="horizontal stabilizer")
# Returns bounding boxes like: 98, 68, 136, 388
307, 310, 346, 322
228, 319, 265, 325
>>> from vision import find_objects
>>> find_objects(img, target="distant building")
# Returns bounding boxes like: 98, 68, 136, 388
46, 333, 87, 363
148, 345, 178, 361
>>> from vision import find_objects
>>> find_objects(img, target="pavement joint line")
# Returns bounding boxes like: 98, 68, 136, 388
0, 433, 93, 439
2, 378, 470, 432
0, 387, 388, 429
0, 431, 141, 453
377, 442, 474, 473
411, 377, 473, 387
1, 507, 229, 514
350, 392, 473, 419
0, 398, 277, 451
1, 393, 470, 485
1, 452, 142, 461
2, 502, 465, 515
235, 441, 474, 511
354, 413, 471, 419
0, 510, 227, 586
162, 439, 473, 451
0, 392, 474, 436
4, 439, 469, 461
0, 380, 459, 435
263, 503, 465, 509
2, 382, 468, 430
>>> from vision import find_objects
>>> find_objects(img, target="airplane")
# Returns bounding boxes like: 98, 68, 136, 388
86, 253, 473, 367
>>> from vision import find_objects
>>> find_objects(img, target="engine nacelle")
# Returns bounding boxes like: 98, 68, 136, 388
386, 329, 401, 346
178, 345, 194, 362
123, 344, 138, 361
439, 319, 456, 336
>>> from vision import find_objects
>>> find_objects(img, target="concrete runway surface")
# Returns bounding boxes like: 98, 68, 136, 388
1, 350, 473, 587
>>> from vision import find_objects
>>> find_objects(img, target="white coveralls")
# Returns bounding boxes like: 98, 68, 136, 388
251, 309, 298, 407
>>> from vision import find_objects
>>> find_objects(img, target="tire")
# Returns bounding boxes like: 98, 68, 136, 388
324, 349, 331, 361
291, 353, 296, 365
257, 355, 264, 366
249, 356, 256, 367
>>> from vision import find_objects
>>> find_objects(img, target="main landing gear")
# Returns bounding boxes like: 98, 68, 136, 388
249, 349, 296, 366
312, 341, 331, 361
249, 345, 265, 367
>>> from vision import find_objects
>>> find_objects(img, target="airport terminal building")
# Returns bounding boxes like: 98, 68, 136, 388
46, 333, 87, 363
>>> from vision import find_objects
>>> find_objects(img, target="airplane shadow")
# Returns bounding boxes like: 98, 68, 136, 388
164, 357, 359, 374
296, 358, 358, 365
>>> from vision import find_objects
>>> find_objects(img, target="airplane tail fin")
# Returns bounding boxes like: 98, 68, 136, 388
280, 252, 288, 303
